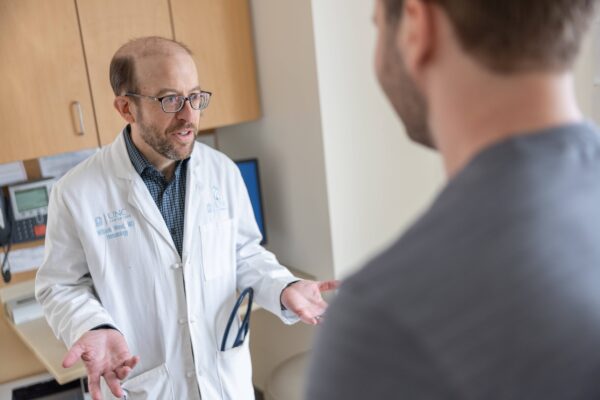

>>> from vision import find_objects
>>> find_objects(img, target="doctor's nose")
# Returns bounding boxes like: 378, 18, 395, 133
176, 98, 199, 123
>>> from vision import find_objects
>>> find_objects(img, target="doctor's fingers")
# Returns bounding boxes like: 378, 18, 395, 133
115, 365, 131, 381
62, 343, 86, 368
86, 370, 103, 400
297, 295, 328, 314
115, 354, 139, 370
308, 296, 328, 312
115, 356, 139, 381
104, 370, 125, 399
297, 309, 319, 325
318, 280, 341, 292
108, 348, 139, 370
296, 308, 326, 326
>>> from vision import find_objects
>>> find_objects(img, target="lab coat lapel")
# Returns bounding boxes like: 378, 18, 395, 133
182, 149, 204, 260
111, 131, 178, 254
127, 178, 177, 253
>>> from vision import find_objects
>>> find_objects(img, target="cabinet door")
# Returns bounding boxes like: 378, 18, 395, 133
77, 0, 174, 146
170, 0, 261, 130
0, 0, 99, 164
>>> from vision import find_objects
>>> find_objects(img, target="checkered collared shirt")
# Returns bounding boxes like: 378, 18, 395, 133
123, 126, 189, 257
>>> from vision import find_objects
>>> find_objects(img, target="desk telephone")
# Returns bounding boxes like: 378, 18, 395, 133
1, 178, 55, 245
1, 178, 55, 282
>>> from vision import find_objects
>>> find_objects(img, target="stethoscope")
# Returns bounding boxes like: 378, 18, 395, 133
220, 287, 254, 352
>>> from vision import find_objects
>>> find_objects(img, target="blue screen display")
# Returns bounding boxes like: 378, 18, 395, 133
235, 159, 266, 244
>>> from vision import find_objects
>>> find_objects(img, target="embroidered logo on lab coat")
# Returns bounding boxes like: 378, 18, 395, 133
207, 186, 228, 213
94, 208, 135, 240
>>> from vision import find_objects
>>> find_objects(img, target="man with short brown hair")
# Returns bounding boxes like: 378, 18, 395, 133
307, 0, 600, 398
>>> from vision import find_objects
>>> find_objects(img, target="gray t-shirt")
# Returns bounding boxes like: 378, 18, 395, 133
306, 123, 600, 400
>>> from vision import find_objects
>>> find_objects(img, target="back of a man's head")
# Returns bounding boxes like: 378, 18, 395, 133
382, 0, 597, 73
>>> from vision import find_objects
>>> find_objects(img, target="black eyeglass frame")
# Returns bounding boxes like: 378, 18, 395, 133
125, 91, 212, 113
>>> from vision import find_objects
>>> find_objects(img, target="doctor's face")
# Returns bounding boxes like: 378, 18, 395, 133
132, 51, 201, 161
373, 0, 434, 148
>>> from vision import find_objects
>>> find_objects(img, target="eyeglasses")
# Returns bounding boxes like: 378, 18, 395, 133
125, 91, 212, 113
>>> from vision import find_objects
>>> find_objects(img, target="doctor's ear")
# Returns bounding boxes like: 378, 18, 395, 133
114, 96, 136, 124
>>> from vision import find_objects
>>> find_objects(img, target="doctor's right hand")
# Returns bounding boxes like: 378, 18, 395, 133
63, 329, 140, 400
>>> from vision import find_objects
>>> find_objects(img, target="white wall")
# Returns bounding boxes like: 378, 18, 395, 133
219, 1, 446, 282
219, 1, 445, 279
574, 17, 600, 123
310, 0, 444, 278
217, 1, 335, 281
216, 2, 333, 389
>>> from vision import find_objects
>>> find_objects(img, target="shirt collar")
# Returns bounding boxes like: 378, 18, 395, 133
124, 125, 154, 176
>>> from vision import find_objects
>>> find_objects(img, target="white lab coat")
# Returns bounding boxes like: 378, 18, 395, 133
35, 129, 299, 400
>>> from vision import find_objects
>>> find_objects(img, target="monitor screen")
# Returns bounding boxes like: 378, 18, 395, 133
235, 159, 267, 245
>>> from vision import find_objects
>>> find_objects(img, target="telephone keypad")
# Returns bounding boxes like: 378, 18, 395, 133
12, 216, 48, 244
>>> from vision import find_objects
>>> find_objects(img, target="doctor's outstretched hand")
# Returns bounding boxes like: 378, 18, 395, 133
63, 329, 139, 400
281, 279, 340, 325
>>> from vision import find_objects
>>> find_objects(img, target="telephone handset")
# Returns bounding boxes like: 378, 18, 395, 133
0, 194, 9, 245
1, 194, 12, 283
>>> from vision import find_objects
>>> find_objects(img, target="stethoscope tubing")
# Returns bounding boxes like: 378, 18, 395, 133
220, 287, 254, 352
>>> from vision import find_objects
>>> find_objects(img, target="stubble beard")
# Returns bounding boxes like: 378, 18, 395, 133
379, 29, 435, 149
138, 119, 197, 161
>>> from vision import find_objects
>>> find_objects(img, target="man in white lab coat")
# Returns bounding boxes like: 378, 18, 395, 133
36, 36, 337, 400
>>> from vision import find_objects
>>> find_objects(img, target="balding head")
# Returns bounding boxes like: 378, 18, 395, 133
109, 36, 193, 96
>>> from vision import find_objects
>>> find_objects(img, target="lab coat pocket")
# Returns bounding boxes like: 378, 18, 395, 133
120, 363, 174, 400
200, 218, 235, 281
216, 339, 254, 400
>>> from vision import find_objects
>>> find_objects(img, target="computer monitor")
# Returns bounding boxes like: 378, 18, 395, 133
235, 159, 267, 245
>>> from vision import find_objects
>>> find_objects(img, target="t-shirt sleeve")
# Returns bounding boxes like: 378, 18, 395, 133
305, 285, 459, 400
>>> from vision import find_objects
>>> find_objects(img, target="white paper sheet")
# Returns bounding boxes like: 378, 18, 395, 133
39, 148, 98, 179
2, 245, 45, 274
0, 161, 27, 186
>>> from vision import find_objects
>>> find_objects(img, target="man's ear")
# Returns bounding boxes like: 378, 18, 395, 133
114, 96, 136, 124
397, 0, 435, 80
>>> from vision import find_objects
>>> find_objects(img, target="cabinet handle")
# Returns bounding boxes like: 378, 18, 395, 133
72, 101, 85, 136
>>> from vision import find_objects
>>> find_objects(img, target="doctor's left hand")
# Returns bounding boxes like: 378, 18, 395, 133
281, 279, 340, 325
63, 329, 140, 400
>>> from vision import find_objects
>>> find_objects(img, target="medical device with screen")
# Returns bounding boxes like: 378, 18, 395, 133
14, 187, 49, 213
235, 159, 267, 245
7, 178, 55, 244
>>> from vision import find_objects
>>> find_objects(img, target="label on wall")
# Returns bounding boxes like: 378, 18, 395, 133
39, 149, 98, 180
0, 161, 27, 186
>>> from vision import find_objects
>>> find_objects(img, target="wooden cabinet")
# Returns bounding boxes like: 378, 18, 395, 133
0, 0, 99, 164
76, 0, 174, 145
171, 0, 261, 130
0, 0, 261, 162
